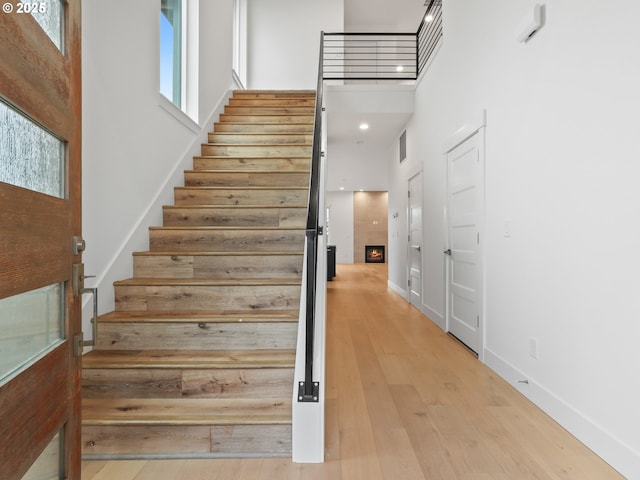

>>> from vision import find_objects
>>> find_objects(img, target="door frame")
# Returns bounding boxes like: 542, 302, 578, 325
443, 110, 486, 361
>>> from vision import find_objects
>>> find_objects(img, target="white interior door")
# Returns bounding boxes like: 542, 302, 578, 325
408, 173, 423, 308
446, 131, 483, 354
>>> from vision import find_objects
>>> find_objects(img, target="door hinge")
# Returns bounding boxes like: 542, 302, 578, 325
408, 190, 410, 198
477, 315, 480, 328
408, 278, 411, 287
477, 232, 480, 244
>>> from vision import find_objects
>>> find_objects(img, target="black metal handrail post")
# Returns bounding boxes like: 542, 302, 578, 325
298, 31, 325, 403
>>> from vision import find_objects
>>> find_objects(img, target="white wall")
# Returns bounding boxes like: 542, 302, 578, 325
326, 191, 354, 263
388, 1, 640, 476
246, 0, 343, 89
81, 0, 234, 332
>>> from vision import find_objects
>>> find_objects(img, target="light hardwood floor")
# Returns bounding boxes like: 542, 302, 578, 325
82, 263, 624, 479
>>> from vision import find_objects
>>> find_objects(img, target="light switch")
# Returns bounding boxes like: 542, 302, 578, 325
504, 220, 512, 237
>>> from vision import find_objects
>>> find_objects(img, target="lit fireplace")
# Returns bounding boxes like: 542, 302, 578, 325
365, 245, 385, 263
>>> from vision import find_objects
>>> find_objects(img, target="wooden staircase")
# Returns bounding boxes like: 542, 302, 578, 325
81, 90, 315, 458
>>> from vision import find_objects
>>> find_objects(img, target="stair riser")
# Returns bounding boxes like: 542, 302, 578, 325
229, 98, 315, 107
114, 285, 301, 312
95, 322, 297, 350
162, 207, 306, 228
232, 91, 314, 99
192, 157, 310, 172
220, 114, 313, 124
149, 229, 306, 253
201, 144, 311, 157
185, 172, 309, 188
213, 123, 313, 134
83, 368, 294, 399
82, 424, 291, 457
224, 106, 314, 115
174, 187, 308, 206
133, 254, 303, 279
208, 133, 313, 144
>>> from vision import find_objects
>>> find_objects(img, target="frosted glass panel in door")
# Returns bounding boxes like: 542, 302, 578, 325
0, 283, 64, 384
20, 0, 64, 50
0, 99, 64, 198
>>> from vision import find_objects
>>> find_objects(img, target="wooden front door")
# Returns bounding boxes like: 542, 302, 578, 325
0, 2, 82, 479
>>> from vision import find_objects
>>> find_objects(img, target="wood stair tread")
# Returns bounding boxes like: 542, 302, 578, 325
133, 251, 303, 256
82, 398, 291, 426
163, 205, 306, 210
149, 226, 305, 231
83, 349, 295, 369
175, 186, 308, 190
98, 310, 299, 323
184, 169, 310, 173
114, 277, 302, 287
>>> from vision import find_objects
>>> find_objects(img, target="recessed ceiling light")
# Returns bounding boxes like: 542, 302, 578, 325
340, 187, 345, 190
396, 65, 404, 72
359, 123, 369, 130
425, 14, 434, 22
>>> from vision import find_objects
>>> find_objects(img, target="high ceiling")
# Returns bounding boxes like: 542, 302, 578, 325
344, 0, 427, 31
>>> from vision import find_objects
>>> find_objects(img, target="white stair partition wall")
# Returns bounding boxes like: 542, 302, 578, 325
292, 106, 328, 463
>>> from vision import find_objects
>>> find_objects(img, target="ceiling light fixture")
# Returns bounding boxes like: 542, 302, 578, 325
396, 65, 404, 72
425, 14, 434, 22
359, 123, 369, 130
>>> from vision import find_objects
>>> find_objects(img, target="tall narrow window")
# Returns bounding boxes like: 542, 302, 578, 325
232, 0, 247, 88
160, 0, 183, 108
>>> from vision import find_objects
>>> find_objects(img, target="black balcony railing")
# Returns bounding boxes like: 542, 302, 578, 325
322, 1, 442, 81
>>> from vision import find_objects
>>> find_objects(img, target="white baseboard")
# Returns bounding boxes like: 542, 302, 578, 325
387, 280, 409, 300
484, 348, 640, 480
422, 303, 445, 331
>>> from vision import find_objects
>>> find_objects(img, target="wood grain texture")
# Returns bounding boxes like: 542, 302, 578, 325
83, 367, 293, 399
219, 114, 314, 124
162, 206, 307, 228
82, 264, 625, 479
96, 310, 299, 323
148, 227, 306, 252
174, 186, 308, 205
213, 122, 313, 133
133, 252, 303, 279
82, 398, 291, 426
114, 283, 300, 312
201, 144, 312, 157
228, 98, 316, 107
208, 133, 313, 144
96, 321, 297, 351
192, 157, 310, 171
223, 106, 315, 115
83, 349, 295, 369
184, 170, 310, 187
1, 2, 83, 478
0, 344, 70, 480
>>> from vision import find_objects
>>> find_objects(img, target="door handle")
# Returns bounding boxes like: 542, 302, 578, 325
443, 248, 452, 256
411, 245, 421, 252
72, 262, 99, 355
